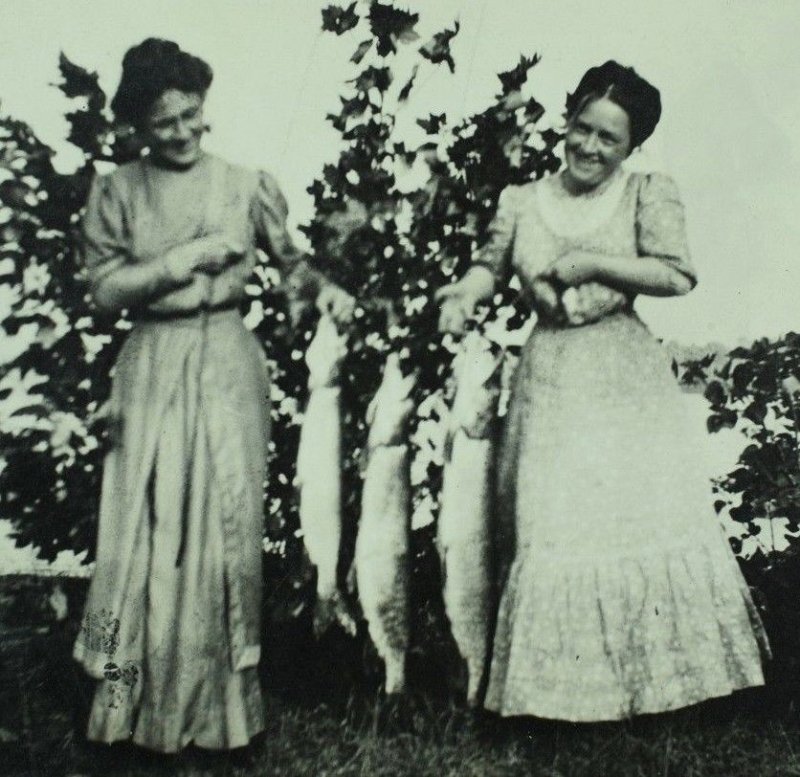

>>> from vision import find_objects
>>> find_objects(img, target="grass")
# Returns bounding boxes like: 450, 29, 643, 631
3, 573, 800, 777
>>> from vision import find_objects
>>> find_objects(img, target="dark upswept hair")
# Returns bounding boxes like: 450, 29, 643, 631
111, 38, 213, 128
565, 61, 661, 150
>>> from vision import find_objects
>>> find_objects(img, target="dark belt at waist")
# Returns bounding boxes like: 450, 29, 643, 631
133, 300, 241, 323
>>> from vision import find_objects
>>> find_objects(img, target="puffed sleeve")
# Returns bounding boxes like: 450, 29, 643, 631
471, 185, 517, 282
636, 173, 697, 287
81, 174, 130, 288
252, 171, 327, 300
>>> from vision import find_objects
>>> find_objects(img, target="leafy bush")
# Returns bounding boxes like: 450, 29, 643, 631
677, 334, 800, 709
5, 0, 799, 703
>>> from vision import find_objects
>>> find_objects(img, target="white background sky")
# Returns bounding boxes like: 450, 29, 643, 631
0, 0, 799, 346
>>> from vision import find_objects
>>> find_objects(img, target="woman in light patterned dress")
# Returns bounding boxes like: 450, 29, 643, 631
437, 61, 768, 721
72, 39, 353, 754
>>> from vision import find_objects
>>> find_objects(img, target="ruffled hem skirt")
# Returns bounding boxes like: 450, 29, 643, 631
485, 313, 768, 721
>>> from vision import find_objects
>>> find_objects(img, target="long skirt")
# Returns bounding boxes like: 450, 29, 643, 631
73, 309, 269, 752
484, 311, 768, 722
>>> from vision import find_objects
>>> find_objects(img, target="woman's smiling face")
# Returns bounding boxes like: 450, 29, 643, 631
144, 89, 205, 169
564, 96, 632, 192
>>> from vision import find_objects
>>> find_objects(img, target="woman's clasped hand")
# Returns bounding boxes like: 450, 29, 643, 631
161, 233, 245, 284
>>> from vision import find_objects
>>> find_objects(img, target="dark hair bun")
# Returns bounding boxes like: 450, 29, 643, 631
566, 61, 661, 149
111, 38, 213, 128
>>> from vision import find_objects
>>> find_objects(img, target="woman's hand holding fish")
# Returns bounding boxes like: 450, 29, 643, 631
435, 267, 495, 335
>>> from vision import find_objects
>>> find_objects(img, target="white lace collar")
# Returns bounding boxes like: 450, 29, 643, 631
535, 168, 631, 239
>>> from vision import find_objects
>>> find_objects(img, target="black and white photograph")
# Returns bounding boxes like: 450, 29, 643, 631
0, 1, 798, 775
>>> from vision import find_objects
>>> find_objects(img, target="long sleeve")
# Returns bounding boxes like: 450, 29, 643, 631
80, 170, 193, 313
81, 173, 130, 290
636, 173, 697, 287
252, 171, 328, 301
471, 186, 518, 283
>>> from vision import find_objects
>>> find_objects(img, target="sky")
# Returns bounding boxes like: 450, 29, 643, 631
0, 0, 799, 345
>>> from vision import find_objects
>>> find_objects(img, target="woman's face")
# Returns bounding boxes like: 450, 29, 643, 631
144, 89, 205, 168
564, 96, 631, 191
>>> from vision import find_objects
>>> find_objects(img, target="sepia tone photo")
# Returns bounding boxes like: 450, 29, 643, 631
0, 1, 798, 775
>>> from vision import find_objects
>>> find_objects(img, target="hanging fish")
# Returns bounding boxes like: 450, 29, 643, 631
296, 314, 354, 636
355, 353, 416, 694
438, 331, 502, 706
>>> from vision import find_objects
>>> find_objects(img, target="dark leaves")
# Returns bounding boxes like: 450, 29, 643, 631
393, 142, 416, 166
368, 2, 419, 56
56, 53, 104, 103
349, 65, 392, 93
398, 64, 418, 102
64, 108, 107, 159
744, 399, 768, 425
704, 380, 727, 407
321, 2, 360, 35
420, 21, 460, 73
329, 92, 372, 130
732, 361, 755, 394
497, 54, 540, 94
707, 409, 738, 433
729, 502, 755, 523
677, 353, 715, 386
416, 113, 446, 134
351, 39, 373, 64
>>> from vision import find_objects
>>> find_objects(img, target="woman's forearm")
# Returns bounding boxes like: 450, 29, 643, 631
588, 253, 694, 297
91, 255, 188, 313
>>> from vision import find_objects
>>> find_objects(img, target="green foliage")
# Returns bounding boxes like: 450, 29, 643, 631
677, 334, 800, 702
677, 333, 800, 547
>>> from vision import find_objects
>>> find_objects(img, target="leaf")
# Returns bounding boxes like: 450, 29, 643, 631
732, 361, 755, 393
704, 380, 727, 407
351, 39, 373, 64
730, 502, 755, 523
707, 409, 737, 433
326, 112, 347, 133
321, 2, 359, 35
420, 21, 460, 73
398, 64, 418, 102
56, 53, 104, 102
393, 142, 416, 166
369, 2, 420, 57
416, 113, 446, 135
743, 399, 768, 425
523, 97, 546, 123
349, 65, 392, 93
497, 54, 540, 94
337, 93, 372, 123
64, 108, 107, 158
